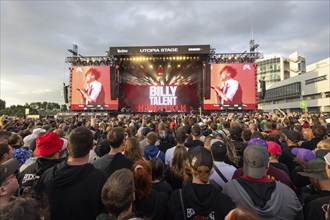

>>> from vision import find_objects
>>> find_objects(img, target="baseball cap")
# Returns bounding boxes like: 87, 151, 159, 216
189, 145, 213, 171
298, 160, 328, 180
267, 141, 282, 156
285, 130, 301, 143
228, 127, 242, 140
324, 152, 330, 166
175, 127, 187, 143
247, 138, 268, 148
243, 144, 270, 179
0, 158, 19, 185
34, 132, 64, 157
291, 148, 316, 162
211, 140, 227, 161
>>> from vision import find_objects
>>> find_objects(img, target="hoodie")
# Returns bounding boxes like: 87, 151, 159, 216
144, 145, 165, 163
167, 183, 234, 220
223, 179, 302, 220
35, 161, 107, 220
18, 157, 64, 196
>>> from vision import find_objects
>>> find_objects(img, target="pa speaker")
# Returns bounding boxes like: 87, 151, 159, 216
204, 63, 211, 99
110, 66, 118, 100
63, 84, 69, 103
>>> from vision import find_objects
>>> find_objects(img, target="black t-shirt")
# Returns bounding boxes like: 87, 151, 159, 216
134, 189, 168, 220
152, 181, 173, 197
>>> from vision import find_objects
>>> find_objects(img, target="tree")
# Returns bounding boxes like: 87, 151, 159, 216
0, 99, 6, 110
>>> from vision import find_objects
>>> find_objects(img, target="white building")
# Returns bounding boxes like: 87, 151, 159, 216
258, 57, 330, 113
257, 52, 306, 87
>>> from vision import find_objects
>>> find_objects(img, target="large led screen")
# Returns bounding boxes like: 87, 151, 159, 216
70, 66, 118, 110
204, 63, 257, 110
121, 84, 199, 112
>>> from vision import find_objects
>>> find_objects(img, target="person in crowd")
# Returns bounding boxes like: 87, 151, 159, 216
157, 122, 175, 153
299, 128, 313, 146
8, 133, 23, 150
150, 158, 173, 196
0, 158, 20, 210
98, 168, 137, 220
0, 130, 12, 144
0, 196, 48, 220
167, 146, 235, 219
18, 132, 65, 196
298, 160, 330, 220
224, 207, 260, 220
267, 141, 290, 176
144, 132, 165, 163
0, 143, 14, 164
209, 140, 237, 189
77, 67, 105, 105
93, 127, 132, 177
165, 127, 188, 167
280, 130, 301, 172
223, 144, 303, 220
12, 148, 33, 166
35, 127, 108, 220
132, 160, 168, 220
301, 125, 327, 150
165, 146, 189, 190
124, 136, 144, 164
185, 124, 204, 149
211, 65, 242, 105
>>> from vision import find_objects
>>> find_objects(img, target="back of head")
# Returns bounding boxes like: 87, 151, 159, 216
107, 127, 125, 149
175, 127, 187, 144
101, 168, 134, 217
211, 140, 227, 162
132, 160, 152, 200
191, 124, 201, 137
313, 125, 326, 139
68, 127, 93, 158
226, 207, 260, 220
0, 197, 47, 220
188, 146, 213, 183
146, 132, 158, 146
150, 157, 164, 181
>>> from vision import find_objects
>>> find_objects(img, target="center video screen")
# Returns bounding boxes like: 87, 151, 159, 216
70, 66, 118, 110
119, 59, 202, 112
204, 63, 257, 110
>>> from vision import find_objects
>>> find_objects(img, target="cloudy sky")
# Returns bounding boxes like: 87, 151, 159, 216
1, 1, 329, 107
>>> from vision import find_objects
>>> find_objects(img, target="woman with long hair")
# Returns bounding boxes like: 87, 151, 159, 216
164, 145, 189, 190
124, 136, 143, 164
132, 160, 168, 220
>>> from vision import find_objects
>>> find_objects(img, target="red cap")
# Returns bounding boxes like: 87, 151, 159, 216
34, 132, 64, 157
267, 141, 282, 156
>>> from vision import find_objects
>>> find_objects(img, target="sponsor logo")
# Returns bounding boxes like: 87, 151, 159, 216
188, 48, 202, 51
243, 64, 251, 70
117, 49, 128, 53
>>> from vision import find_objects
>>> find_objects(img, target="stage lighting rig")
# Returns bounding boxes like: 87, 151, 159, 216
209, 52, 263, 64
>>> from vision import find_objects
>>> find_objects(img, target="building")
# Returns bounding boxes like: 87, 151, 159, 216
257, 52, 306, 86
258, 57, 330, 113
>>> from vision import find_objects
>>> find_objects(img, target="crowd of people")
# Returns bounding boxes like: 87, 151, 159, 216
0, 111, 330, 220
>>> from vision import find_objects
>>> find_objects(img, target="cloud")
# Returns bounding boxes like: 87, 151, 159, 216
1, 1, 329, 106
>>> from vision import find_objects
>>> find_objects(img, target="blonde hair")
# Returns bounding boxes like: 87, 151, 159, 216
316, 139, 330, 150
171, 146, 188, 180
191, 166, 211, 183
124, 137, 143, 164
